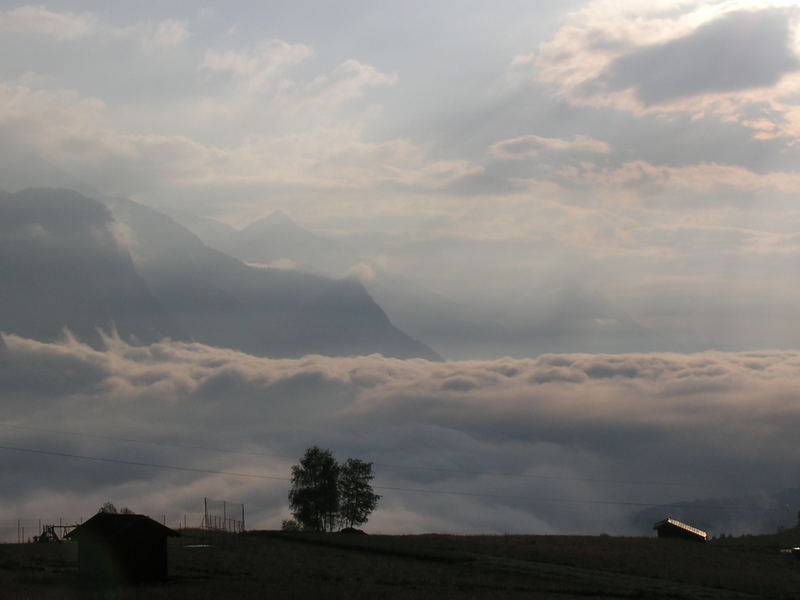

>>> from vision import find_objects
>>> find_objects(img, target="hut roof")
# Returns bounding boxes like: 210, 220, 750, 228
66, 513, 179, 540
653, 517, 708, 539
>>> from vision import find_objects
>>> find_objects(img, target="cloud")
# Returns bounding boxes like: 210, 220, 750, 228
0, 5, 188, 49
2, 333, 800, 536
344, 263, 377, 283
528, 1, 800, 139
490, 134, 612, 160
292, 59, 397, 113
550, 159, 800, 197
196, 46, 396, 132
134, 19, 189, 50
200, 40, 313, 93
0, 5, 97, 40
245, 259, 299, 271
603, 9, 800, 106
0, 75, 479, 195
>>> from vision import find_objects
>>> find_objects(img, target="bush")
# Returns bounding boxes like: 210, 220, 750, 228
281, 519, 302, 532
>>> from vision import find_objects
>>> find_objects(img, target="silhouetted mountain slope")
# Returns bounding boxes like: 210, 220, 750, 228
0, 188, 184, 346
106, 197, 441, 360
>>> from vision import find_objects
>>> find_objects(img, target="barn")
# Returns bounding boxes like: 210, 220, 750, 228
66, 512, 179, 583
653, 517, 708, 542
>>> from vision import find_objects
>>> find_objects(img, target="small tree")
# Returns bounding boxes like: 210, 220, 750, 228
338, 458, 380, 529
288, 446, 339, 532
98, 502, 134, 515
281, 518, 302, 532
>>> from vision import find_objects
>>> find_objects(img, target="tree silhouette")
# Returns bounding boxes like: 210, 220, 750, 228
338, 458, 380, 529
288, 448, 381, 531
288, 446, 339, 532
98, 502, 134, 515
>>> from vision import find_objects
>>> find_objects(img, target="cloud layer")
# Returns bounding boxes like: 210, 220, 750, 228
2, 333, 800, 537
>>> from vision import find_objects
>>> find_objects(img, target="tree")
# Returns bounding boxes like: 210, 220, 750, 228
288, 446, 339, 532
99, 502, 118, 514
288, 448, 381, 532
337, 458, 380, 530
98, 502, 134, 514
280, 518, 302, 532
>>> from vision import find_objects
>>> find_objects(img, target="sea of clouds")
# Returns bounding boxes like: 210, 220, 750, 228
2, 331, 800, 538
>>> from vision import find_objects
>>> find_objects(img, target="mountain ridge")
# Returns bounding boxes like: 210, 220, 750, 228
0, 188, 440, 360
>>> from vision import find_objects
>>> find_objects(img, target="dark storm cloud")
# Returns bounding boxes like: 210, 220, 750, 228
3, 334, 800, 535
604, 9, 800, 105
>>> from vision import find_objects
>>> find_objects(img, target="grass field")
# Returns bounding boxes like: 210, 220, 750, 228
1, 527, 799, 599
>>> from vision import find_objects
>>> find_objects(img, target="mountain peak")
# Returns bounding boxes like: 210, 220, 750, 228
267, 209, 291, 222
251, 209, 296, 228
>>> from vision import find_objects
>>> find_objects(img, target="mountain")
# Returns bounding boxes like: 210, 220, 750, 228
105, 196, 441, 360
180, 210, 360, 276
183, 210, 669, 359
0, 188, 184, 346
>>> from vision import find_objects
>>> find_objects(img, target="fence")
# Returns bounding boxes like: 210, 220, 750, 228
0, 512, 213, 543
202, 498, 245, 533
1, 497, 246, 543
0, 518, 81, 544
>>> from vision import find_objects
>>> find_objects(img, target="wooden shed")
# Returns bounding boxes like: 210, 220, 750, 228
653, 517, 708, 542
66, 513, 179, 583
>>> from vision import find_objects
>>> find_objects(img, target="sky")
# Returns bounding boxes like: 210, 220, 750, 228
3, 0, 800, 535
3, 1, 800, 352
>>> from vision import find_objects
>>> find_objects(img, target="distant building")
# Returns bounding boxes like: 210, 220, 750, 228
66, 513, 179, 583
653, 517, 708, 542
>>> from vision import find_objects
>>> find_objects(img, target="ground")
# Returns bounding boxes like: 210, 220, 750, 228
0, 528, 799, 599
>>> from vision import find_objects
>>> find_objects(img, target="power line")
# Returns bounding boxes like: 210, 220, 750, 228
0, 444, 779, 513
0, 444, 289, 482
0, 422, 694, 488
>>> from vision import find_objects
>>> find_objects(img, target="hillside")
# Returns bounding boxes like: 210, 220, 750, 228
0, 188, 185, 346
107, 196, 441, 360
3, 529, 800, 598
0, 187, 439, 360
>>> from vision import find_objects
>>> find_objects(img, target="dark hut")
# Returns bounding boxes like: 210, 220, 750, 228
65, 513, 179, 583
653, 517, 708, 542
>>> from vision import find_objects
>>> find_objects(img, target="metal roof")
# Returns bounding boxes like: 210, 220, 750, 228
653, 517, 708, 539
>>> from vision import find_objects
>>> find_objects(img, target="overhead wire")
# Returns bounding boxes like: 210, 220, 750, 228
0, 443, 781, 513
0, 422, 695, 488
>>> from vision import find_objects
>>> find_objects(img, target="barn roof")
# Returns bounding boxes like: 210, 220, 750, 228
653, 517, 708, 539
66, 512, 179, 540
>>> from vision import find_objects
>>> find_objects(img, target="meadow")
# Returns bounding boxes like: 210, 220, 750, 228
1, 527, 799, 599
